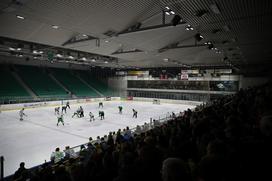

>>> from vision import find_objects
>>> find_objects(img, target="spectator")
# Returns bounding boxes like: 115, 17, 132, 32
50, 147, 64, 163
13, 162, 30, 181
64, 146, 76, 159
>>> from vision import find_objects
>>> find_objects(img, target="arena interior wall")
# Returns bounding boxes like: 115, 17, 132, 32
0, 97, 202, 111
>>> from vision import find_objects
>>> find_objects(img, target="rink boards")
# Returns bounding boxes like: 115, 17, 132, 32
0, 97, 202, 111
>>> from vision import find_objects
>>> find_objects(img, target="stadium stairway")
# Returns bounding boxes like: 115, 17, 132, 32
50, 68, 99, 97
0, 66, 31, 101
48, 73, 75, 98
77, 71, 114, 96
11, 71, 38, 99
76, 75, 104, 97
15, 66, 69, 99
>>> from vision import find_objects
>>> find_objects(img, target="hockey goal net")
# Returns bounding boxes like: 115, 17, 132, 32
152, 99, 160, 104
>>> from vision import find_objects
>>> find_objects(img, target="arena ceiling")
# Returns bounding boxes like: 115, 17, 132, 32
0, 0, 272, 73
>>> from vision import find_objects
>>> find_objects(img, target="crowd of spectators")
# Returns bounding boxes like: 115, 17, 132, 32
11, 83, 272, 181
128, 80, 238, 92
128, 80, 210, 91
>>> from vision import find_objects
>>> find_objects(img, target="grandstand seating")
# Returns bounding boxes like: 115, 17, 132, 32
16, 65, 68, 98
51, 68, 99, 97
0, 67, 30, 99
77, 70, 114, 96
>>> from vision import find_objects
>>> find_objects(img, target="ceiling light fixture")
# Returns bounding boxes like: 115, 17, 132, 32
16, 15, 25, 19
17, 48, 21, 51
185, 25, 194, 31
81, 57, 87, 61
52, 25, 59, 29
91, 59, 96, 62
165, 11, 170, 15
165, 6, 170, 10
9, 47, 15, 51
204, 41, 212, 45
170, 11, 175, 15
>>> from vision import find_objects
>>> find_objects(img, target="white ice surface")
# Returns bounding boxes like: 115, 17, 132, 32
0, 101, 195, 176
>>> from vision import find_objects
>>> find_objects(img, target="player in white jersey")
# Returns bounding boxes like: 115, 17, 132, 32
19, 108, 27, 121
89, 112, 95, 122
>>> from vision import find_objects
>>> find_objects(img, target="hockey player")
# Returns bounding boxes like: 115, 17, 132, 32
79, 106, 84, 117
118, 106, 123, 114
72, 110, 79, 118
132, 109, 138, 118
66, 101, 70, 109
99, 111, 105, 120
19, 108, 27, 121
99, 102, 103, 108
57, 114, 64, 126
89, 112, 95, 122
62, 105, 67, 114
54, 107, 60, 114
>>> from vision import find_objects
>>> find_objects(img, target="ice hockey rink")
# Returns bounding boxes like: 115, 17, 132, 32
0, 100, 196, 176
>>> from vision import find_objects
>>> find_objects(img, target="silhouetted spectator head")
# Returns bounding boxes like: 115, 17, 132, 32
56, 147, 60, 152
161, 158, 191, 181
80, 145, 86, 150
20, 162, 25, 168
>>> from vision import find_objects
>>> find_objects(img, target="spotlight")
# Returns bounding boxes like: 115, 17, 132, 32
185, 25, 194, 31
16, 15, 25, 19
194, 33, 204, 41
204, 41, 212, 45
52, 25, 59, 29
171, 15, 182, 26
